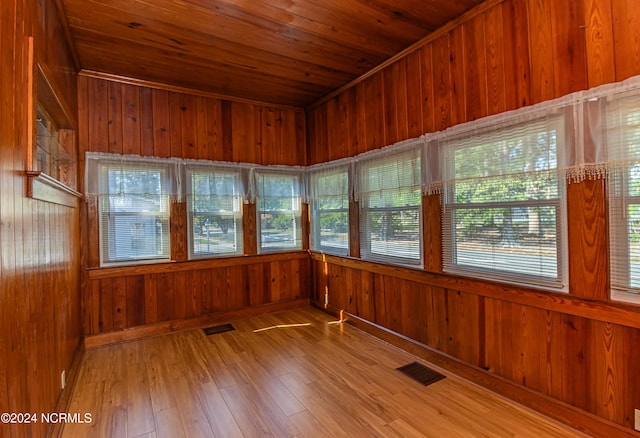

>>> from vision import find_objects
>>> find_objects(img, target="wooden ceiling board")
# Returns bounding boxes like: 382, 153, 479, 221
63, 0, 386, 68
61, 0, 486, 106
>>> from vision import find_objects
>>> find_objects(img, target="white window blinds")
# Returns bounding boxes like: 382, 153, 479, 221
358, 148, 422, 265
308, 165, 350, 255
256, 171, 303, 252
440, 115, 567, 289
605, 92, 640, 304
95, 160, 172, 265
186, 166, 244, 258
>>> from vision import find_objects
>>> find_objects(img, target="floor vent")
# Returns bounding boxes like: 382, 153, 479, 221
203, 323, 235, 336
396, 362, 446, 386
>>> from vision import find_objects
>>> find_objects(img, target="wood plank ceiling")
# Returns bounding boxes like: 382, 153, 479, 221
59, 0, 484, 107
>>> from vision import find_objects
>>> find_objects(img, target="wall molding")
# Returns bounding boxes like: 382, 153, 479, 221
88, 251, 309, 280
79, 70, 304, 113
48, 341, 85, 438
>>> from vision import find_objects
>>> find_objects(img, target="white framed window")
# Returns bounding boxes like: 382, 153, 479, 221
96, 161, 171, 266
256, 171, 302, 252
358, 149, 422, 266
309, 165, 350, 255
605, 92, 640, 304
187, 166, 243, 258
441, 116, 568, 290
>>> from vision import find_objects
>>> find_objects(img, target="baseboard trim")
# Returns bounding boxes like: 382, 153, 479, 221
314, 303, 638, 438
48, 340, 85, 438
85, 299, 310, 349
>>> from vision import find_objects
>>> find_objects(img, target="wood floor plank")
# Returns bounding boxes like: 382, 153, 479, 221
288, 410, 334, 438
154, 407, 185, 438
278, 373, 352, 438
126, 343, 155, 437
65, 379, 106, 437
143, 339, 177, 413
62, 307, 584, 438
220, 384, 276, 437
383, 418, 431, 438
195, 382, 244, 438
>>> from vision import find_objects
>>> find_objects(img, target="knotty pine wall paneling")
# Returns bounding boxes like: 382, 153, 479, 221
1, 0, 81, 437
307, 0, 640, 435
78, 75, 309, 340
83, 254, 310, 339
79, 75, 306, 167
611, 0, 640, 82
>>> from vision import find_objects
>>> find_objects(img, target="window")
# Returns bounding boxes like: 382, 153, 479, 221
36, 105, 70, 180
606, 93, 640, 304
97, 161, 171, 265
187, 166, 243, 258
256, 171, 302, 252
441, 116, 567, 289
359, 149, 422, 265
309, 166, 349, 255
31, 64, 76, 190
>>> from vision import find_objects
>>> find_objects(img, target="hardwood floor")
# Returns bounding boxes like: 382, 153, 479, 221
62, 307, 584, 437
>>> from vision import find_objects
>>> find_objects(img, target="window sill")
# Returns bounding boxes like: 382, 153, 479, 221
26, 171, 81, 207
87, 251, 309, 280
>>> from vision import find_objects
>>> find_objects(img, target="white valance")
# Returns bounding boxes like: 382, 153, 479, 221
85, 152, 306, 204
421, 74, 640, 194
306, 162, 351, 205
85, 153, 184, 204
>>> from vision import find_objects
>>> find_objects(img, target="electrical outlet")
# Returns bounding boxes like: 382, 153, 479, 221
61, 370, 66, 390
635, 408, 640, 431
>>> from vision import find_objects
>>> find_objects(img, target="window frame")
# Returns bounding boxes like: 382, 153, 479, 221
97, 161, 172, 267
256, 171, 303, 254
186, 165, 244, 259
608, 168, 640, 304
309, 166, 350, 256
358, 150, 423, 267
440, 117, 568, 290
605, 94, 640, 304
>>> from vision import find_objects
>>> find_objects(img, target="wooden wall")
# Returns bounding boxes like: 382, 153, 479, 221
83, 254, 310, 340
307, 0, 640, 162
77, 75, 310, 338
0, 0, 81, 437
77, 74, 306, 165
307, 0, 640, 435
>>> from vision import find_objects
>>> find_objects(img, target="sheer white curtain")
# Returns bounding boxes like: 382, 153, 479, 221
423, 93, 584, 194
306, 159, 353, 203
85, 152, 182, 200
